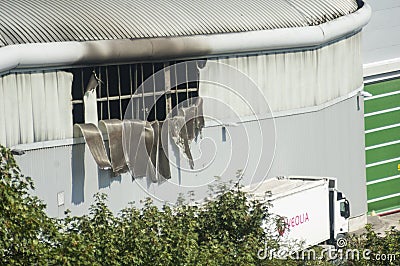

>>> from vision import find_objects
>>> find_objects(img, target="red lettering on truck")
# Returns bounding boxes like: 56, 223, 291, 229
277, 212, 310, 236
284, 212, 309, 229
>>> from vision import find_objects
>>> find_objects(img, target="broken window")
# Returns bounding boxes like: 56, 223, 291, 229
70, 60, 204, 181
68, 60, 200, 125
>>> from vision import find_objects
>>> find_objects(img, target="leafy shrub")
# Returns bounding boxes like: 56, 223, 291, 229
343, 224, 400, 265
0, 146, 57, 265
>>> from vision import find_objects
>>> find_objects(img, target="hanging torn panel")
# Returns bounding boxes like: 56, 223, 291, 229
98, 119, 129, 175
170, 97, 205, 169
73, 123, 112, 170
123, 119, 155, 179
151, 120, 171, 181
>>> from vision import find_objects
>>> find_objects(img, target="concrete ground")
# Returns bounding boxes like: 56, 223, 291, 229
352, 212, 400, 236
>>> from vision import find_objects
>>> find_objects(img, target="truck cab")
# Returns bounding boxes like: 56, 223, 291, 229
331, 189, 350, 244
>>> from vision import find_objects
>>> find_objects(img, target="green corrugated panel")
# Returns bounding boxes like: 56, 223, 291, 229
364, 78, 400, 96
366, 143, 400, 165
365, 126, 400, 147
368, 195, 400, 214
366, 160, 400, 182
364, 109, 400, 130
365, 94, 400, 114
367, 178, 400, 199
364, 78, 400, 213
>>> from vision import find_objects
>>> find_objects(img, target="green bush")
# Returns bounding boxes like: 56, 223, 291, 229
0, 146, 57, 265
343, 224, 400, 266
52, 186, 284, 265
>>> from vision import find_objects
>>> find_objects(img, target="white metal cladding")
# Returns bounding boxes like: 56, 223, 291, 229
362, 0, 400, 65
0, 0, 358, 47
0, 71, 73, 147
199, 32, 362, 118
362, 0, 400, 77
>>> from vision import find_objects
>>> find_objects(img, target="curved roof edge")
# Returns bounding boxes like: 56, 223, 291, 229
0, 0, 359, 46
0, 3, 371, 75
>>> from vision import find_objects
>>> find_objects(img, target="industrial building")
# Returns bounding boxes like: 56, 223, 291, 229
0, 0, 371, 230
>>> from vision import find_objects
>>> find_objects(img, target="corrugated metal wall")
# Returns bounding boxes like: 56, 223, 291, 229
200, 33, 362, 116
364, 78, 400, 214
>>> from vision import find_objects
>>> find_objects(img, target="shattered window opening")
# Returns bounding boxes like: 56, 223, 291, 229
69, 60, 201, 125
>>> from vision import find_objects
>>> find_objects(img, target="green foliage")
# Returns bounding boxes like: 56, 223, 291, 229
0, 146, 57, 265
343, 223, 400, 265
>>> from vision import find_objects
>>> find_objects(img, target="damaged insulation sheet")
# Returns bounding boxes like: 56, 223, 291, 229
180, 97, 205, 141
123, 119, 171, 182
123, 119, 154, 179
75, 121, 129, 176
98, 119, 129, 175
74, 97, 204, 181
150, 120, 171, 181
170, 97, 205, 169
74, 123, 112, 170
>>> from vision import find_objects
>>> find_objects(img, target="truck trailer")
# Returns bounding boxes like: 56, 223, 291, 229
244, 176, 350, 249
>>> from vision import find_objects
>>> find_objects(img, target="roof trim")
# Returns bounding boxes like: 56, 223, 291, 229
0, 3, 371, 75
0, 0, 359, 46
363, 57, 400, 78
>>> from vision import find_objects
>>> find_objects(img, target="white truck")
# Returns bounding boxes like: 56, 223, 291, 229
244, 176, 350, 249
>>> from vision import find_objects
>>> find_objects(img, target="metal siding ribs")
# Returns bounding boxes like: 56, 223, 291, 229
0, 0, 358, 47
